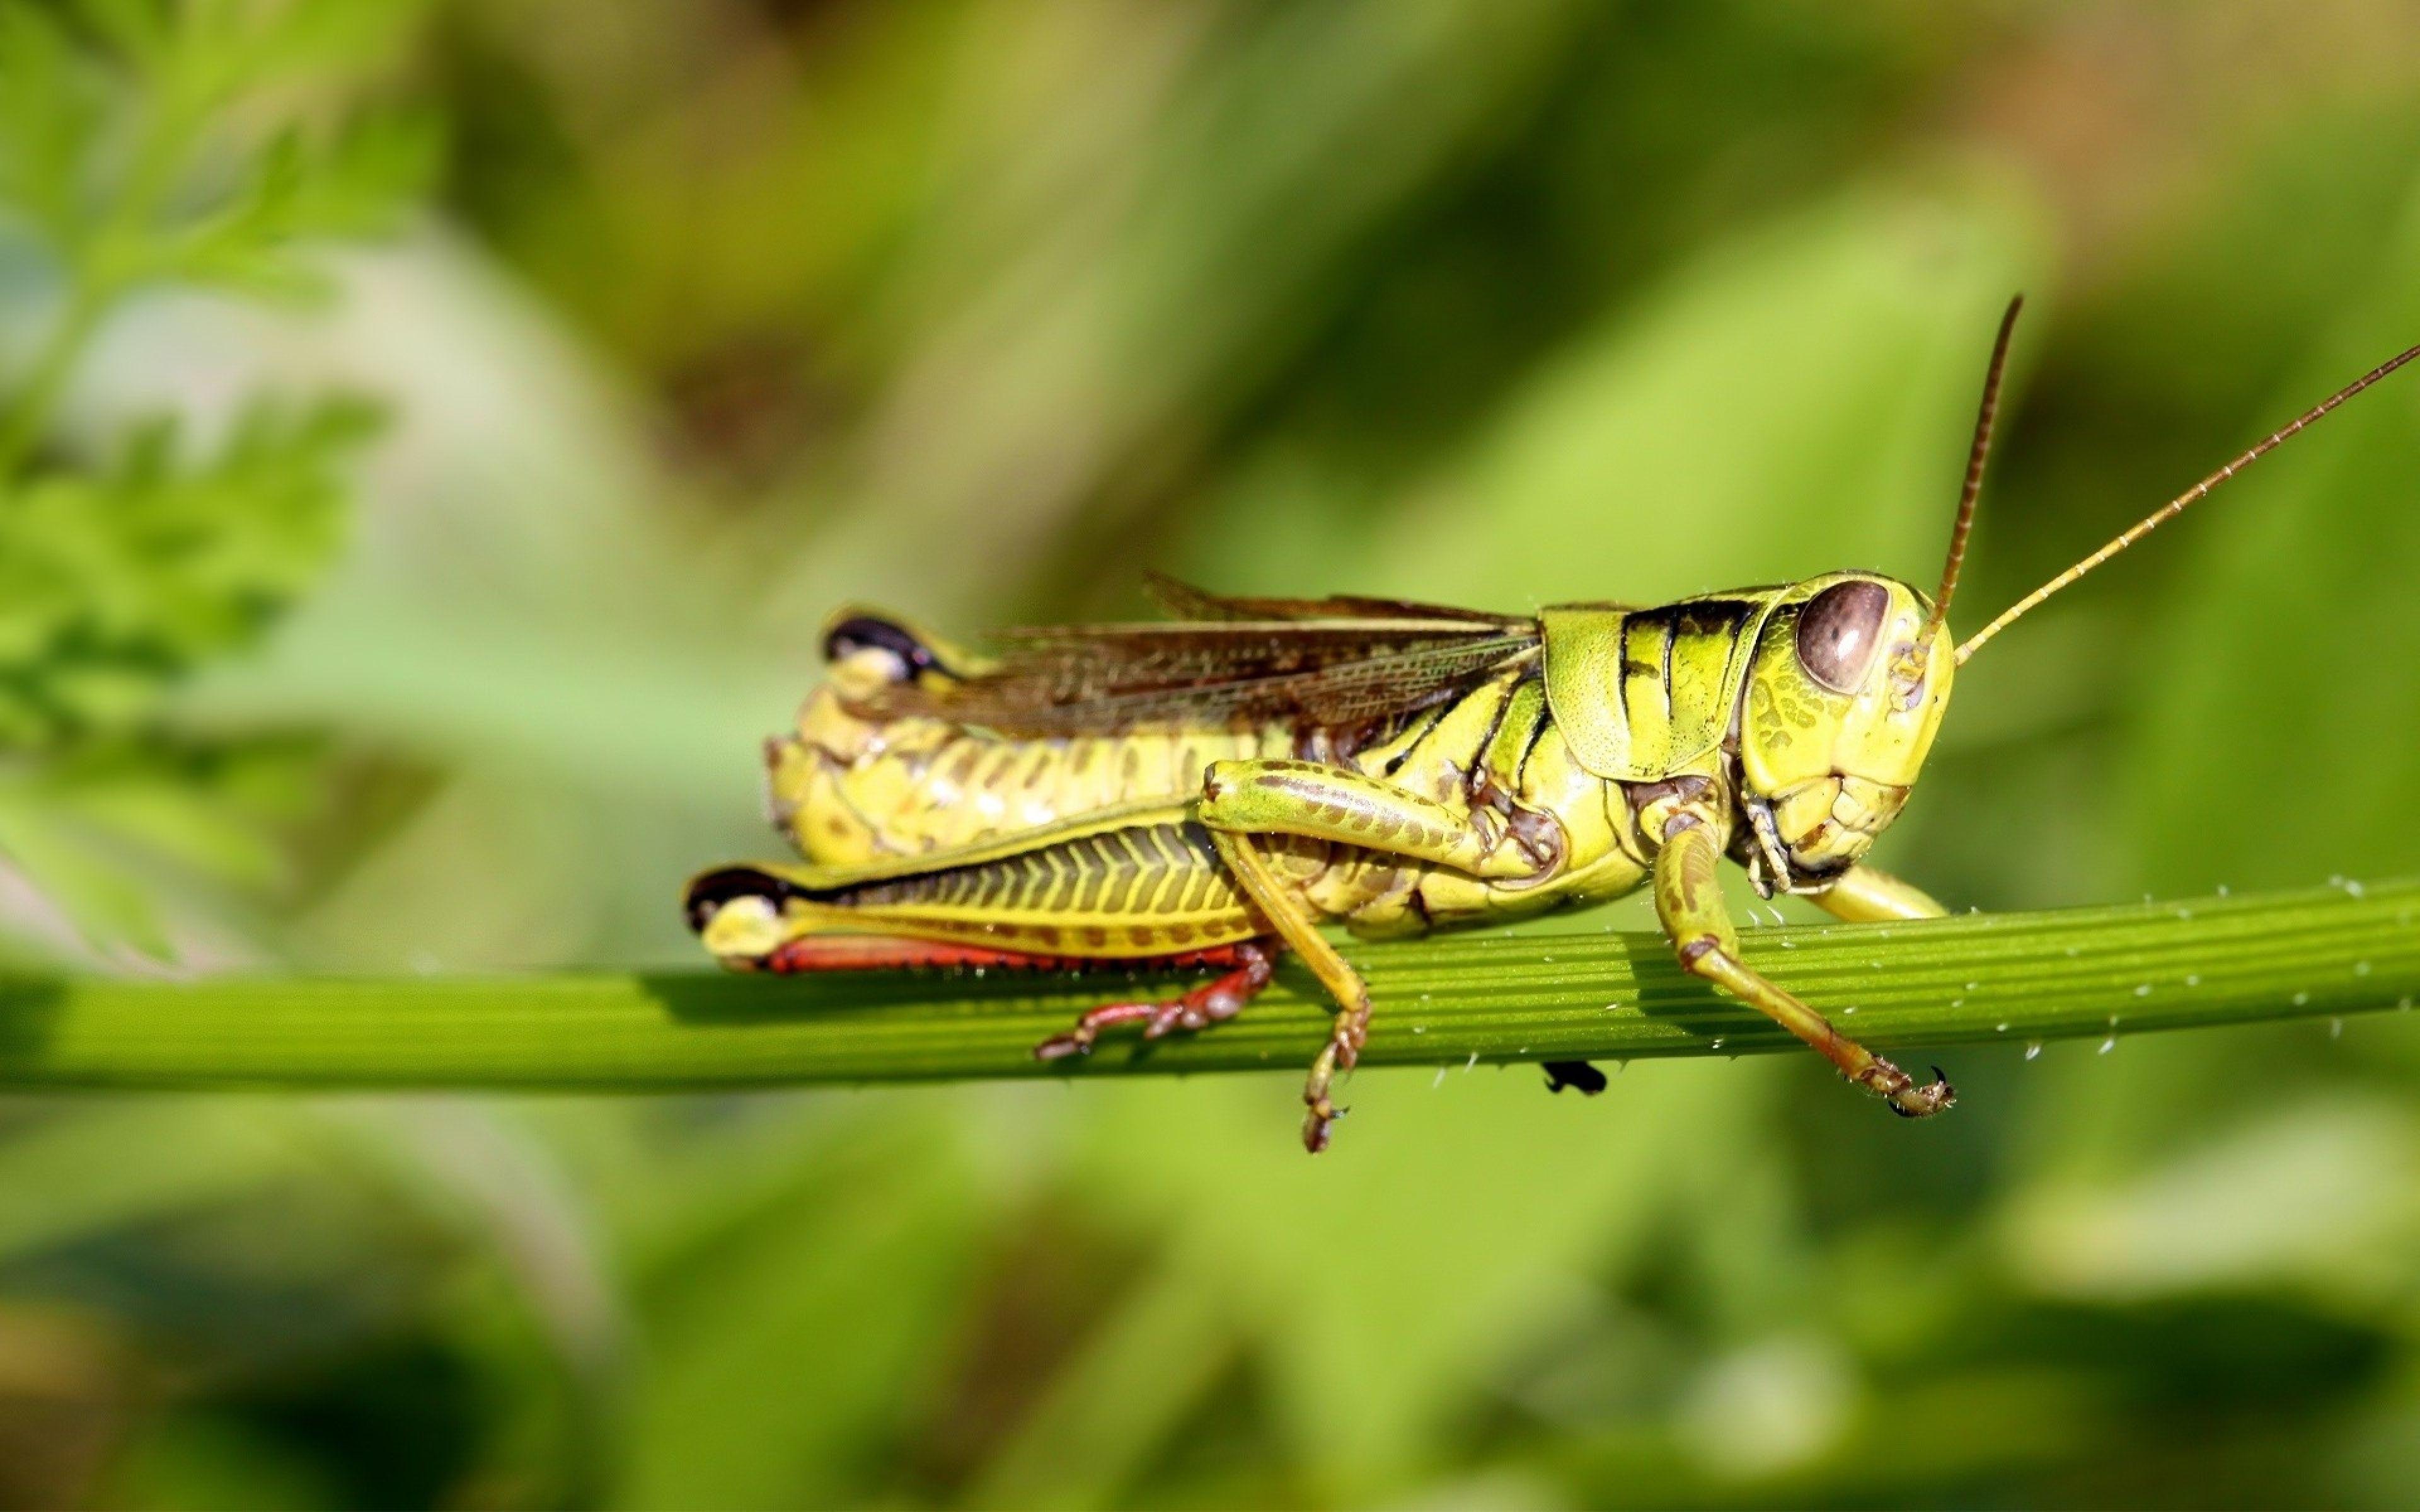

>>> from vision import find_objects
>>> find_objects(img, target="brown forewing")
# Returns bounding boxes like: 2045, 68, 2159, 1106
861, 612, 1542, 736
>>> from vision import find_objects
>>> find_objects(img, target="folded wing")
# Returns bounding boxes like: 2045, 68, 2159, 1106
860, 576, 1540, 735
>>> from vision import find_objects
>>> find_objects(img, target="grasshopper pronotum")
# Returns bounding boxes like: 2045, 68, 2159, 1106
688, 300, 2420, 1151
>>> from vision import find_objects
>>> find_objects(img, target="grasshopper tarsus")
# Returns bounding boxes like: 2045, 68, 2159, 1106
1866, 1058, 1956, 1118
1302, 1097, 1346, 1155
1030, 1029, 1100, 1062
1299, 1002, 1370, 1153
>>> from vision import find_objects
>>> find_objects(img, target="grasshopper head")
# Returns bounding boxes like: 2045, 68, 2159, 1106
1736, 573, 1954, 886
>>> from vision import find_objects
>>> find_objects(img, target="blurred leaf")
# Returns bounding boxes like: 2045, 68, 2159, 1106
202, 0, 425, 84
167, 112, 440, 298
1042, 1060, 1765, 1498
0, 0, 430, 959
966, 1251, 1240, 1510
2129, 178, 2420, 895
2001, 1098, 2420, 1302
0, 1101, 301, 1260
0, 4, 96, 247
615, 1110, 984, 1509
100, 1412, 340, 1512
68, 0, 176, 74
769, 0, 1606, 617
0, 400, 376, 745
0, 786, 172, 956
0, 393, 365, 957
0, 735, 321, 961
1357, 177, 2046, 605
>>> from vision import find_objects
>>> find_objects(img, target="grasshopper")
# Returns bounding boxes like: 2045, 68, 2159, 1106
687, 300, 2420, 1152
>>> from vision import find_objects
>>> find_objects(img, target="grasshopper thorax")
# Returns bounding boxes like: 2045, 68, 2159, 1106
1736, 572, 1954, 889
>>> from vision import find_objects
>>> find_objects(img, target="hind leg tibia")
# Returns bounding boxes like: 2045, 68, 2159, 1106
1032, 942, 1277, 1060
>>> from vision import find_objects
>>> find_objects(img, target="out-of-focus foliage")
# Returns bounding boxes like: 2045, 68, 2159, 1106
4, 1, 2420, 1507
0, 0, 431, 958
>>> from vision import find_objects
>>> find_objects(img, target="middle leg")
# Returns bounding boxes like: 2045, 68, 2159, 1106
1207, 828, 1376, 1154
1197, 757, 1569, 1150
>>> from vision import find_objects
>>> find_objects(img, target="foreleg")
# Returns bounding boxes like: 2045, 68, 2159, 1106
1654, 817, 1952, 1118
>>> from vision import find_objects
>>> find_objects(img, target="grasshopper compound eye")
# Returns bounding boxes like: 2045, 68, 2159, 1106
1795, 580, 1889, 693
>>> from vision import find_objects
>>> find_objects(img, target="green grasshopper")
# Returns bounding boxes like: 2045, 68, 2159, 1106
687, 300, 2420, 1152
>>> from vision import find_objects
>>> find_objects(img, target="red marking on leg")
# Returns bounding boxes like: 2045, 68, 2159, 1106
1034, 942, 1277, 1061
760, 936, 1252, 975
1143, 943, 1275, 1040
1031, 1001, 1160, 1061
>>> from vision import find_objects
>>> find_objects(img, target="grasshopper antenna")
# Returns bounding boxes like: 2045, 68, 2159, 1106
1925, 294, 2024, 646
1955, 335, 2420, 665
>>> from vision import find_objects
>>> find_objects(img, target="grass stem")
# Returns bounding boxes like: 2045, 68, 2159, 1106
1, 881, 2411, 1090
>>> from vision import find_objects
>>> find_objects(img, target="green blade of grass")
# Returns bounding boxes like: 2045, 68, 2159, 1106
0, 881, 2411, 1089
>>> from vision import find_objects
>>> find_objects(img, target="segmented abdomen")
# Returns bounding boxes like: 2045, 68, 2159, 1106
774, 683, 1286, 866
811, 820, 1257, 956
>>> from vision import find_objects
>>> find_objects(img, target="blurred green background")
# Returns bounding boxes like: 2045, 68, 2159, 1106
6, 1, 2420, 1506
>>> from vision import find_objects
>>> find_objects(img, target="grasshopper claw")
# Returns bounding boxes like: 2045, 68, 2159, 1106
1032, 1028, 1097, 1061
1889, 1064, 1957, 1118
1855, 1054, 1956, 1118
1301, 1097, 1346, 1154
